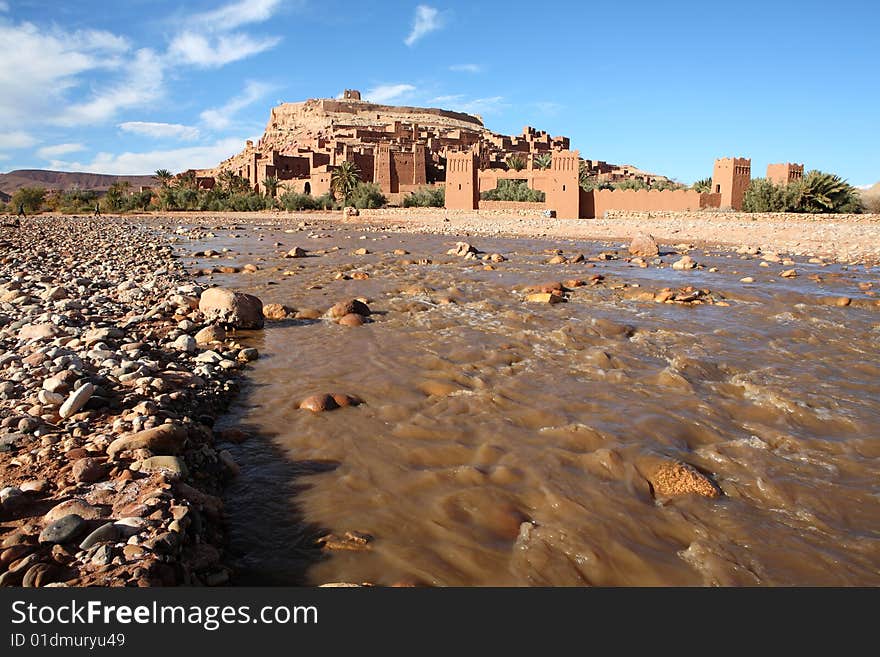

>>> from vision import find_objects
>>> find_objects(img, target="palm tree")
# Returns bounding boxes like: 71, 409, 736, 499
799, 170, 861, 213
533, 153, 552, 170
330, 160, 361, 203
505, 154, 526, 172
154, 169, 173, 188
691, 177, 713, 193
262, 176, 280, 198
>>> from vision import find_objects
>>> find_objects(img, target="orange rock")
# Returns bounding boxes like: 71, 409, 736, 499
649, 461, 720, 498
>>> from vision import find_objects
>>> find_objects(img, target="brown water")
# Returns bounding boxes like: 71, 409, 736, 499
178, 222, 880, 586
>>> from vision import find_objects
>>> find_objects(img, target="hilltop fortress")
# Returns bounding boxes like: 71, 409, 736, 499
196, 90, 798, 219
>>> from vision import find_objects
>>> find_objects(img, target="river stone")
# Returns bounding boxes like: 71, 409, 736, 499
262, 303, 292, 320
78, 522, 119, 550
19, 324, 61, 341
39, 514, 86, 544
107, 423, 187, 459
138, 455, 188, 476
672, 256, 697, 270
649, 461, 720, 498
299, 394, 340, 412
44, 498, 110, 523
329, 299, 371, 318
72, 457, 108, 483
199, 287, 264, 329
172, 334, 197, 352
59, 382, 94, 419
526, 293, 565, 304
195, 324, 226, 344
338, 313, 365, 327
629, 233, 660, 258
286, 247, 307, 258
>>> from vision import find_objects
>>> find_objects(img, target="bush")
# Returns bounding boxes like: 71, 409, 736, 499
11, 187, 46, 213
403, 186, 445, 207
480, 179, 545, 202
742, 178, 791, 212
348, 182, 386, 209
280, 191, 319, 211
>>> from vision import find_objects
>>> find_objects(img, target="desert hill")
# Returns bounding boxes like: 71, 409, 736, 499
0, 170, 157, 195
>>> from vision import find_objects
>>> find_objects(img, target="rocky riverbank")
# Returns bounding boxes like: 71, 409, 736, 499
0, 216, 262, 587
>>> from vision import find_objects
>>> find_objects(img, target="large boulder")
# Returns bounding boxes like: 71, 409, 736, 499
628, 233, 660, 258
198, 288, 264, 329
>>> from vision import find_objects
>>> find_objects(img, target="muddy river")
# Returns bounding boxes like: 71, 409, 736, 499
176, 221, 879, 586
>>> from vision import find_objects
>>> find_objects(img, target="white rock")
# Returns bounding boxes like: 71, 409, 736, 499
59, 383, 94, 419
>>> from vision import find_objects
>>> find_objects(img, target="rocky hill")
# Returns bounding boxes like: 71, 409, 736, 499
0, 170, 157, 195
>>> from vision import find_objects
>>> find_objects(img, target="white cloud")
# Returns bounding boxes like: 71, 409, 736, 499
364, 84, 417, 104
168, 31, 281, 68
119, 121, 200, 140
404, 5, 443, 46
200, 81, 274, 130
0, 153, 10, 161
449, 64, 481, 73
55, 48, 164, 126
191, 0, 284, 30
0, 131, 38, 149
37, 143, 85, 159
0, 1, 10, 11
0, 21, 130, 126
49, 137, 248, 175
452, 96, 506, 116
428, 95, 507, 116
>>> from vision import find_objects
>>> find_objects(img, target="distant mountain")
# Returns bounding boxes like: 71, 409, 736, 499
0, 170, 157, 195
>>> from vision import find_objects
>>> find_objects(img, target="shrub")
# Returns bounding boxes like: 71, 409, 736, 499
403, 186, 445, 207
691, 177, 713, 193
505, 154, 526, 171
480, 179, 545, 202
348, 182, 386, 209
11, 187, 46, 213
742, 178, 790, 212
280, 191, 319, 211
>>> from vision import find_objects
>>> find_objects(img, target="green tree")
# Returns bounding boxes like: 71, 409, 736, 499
614, 178, 649, 191
798, 170, 862, 213
691, 177, 713, 193
533, 153, 552, 170
480, 179, 545, 202
742, 178, 789, 212
403, 186, 445, 207
154, 169, 173, 187
330, 160, 361, 203
505, 154, 526, 171
12, 187, 46, 213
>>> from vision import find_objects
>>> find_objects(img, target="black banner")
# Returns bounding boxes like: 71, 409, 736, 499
0, 587, 872, 654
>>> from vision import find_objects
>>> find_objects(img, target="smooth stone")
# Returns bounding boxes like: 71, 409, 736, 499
39, 514, 86, 544
107, 423, 187, 459
59, 383, 94, 420
78, 522, 119, 550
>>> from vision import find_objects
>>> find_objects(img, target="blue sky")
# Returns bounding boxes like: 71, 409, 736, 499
0, 0, 877, 185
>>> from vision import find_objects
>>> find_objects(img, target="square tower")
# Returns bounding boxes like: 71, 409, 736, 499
712, 157, 751, 210
766, 163, 804, 186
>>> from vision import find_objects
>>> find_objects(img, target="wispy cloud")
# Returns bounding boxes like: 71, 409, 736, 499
49, 137, 248, 175
191, 0, 285, 30
0, 22, 130, 126
200, 81, 274, 130
449, 64, 482, 73
56, 48, 164, 126
364, 83, 417, 104
119, 121, 200, 141
168, 31, 281, 68
37, 143, 85, 159
168, 0, 285, 68
0, 131, 38, 149
429, 95, 507, 116
404, 5, 444, 46
0, 2, 9, 11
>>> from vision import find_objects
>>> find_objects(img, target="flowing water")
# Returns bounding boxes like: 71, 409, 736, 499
177, 221, 880, 586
